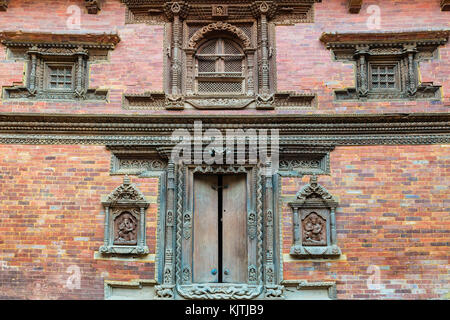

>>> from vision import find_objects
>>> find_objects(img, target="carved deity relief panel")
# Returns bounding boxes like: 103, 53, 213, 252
99, 176, 150, 255
301, 211, 327, 246
113, 211, 139, 245
289, 176, 341, 259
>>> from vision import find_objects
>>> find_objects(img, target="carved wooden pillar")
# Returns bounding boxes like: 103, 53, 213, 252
245, 49, 256, 96
330, 207, 337, 246
354, 46, 369, 97
185, 49, 195, 95
27, 46, 39, 94
75, 46, 88, 97
263, 161, 275, 285
139, 207, 146, 248
163, 160, 176, 285
164, 2, 189, 109
172, 13, 181, 96
293, 207, 300, 245
260, 12, 270, 96
252, 1, 276, 109
103, 207, 110, 248
405, 45, 418, 96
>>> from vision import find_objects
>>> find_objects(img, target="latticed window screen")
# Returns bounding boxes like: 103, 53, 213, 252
47, 65, 73, 90
195, 38, 245, 94
370, 64, 397, 90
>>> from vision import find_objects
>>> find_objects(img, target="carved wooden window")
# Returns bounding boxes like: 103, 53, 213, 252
99, 176, 150, 255
45, 64, 75, 91
369, 63, 399, 91
320, 31, 449, 101
1, 32, 120, 101
289, 176, 341, 259
3, 46, 97, 101
195, 38, 246, 95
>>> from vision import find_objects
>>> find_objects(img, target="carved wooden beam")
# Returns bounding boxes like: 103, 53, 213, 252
442, 0, 450, 11
0, 0, 8, 11
0, 31, 121, 49
348, 0, 362, 14
320, 30, 450, 48
85, 0, 101, 14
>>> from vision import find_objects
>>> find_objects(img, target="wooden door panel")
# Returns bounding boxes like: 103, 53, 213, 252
222, 174, 248, 283
193, 174, 219, 283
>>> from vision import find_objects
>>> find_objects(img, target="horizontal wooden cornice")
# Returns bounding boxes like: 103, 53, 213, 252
0, 113, 448, 147
0, 31, 120, 49
320, 30, 450, 48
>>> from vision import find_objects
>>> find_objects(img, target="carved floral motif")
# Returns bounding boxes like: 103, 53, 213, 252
188, 22, 252, 49
177, 284, 263, 300
296, 175, 334, 202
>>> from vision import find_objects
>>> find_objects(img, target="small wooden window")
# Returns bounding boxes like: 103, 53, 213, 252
195, 38, 246, 95
369, 63, 398, 91
45, 63, 74, 91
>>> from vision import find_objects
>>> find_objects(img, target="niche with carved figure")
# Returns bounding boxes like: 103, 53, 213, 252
289, 176, 341, 258
99, 176, 150, 255
113, 211, 139, 245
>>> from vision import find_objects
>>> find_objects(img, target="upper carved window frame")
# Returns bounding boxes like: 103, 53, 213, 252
0, 31, 120, 102
320, 30, 449, 101
122, 1, 321, 111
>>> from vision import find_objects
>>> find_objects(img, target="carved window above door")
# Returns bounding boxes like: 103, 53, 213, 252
195, 37, 247, 95
122, 1, 320, 110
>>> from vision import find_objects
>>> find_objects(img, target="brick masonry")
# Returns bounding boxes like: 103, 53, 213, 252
0, 0, 448, 114
0, 0, 449, 300
0, 145, 159, 299
281, 145, 449, 299
0, 144, 448, 299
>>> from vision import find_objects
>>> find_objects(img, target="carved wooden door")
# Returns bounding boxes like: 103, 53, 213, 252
191, 173, 248, 283
222, 174, 248, 283
193, 174, 219, 283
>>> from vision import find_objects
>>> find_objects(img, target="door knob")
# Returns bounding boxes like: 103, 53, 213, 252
224, 269, 230, 275
211, 268, 217, 275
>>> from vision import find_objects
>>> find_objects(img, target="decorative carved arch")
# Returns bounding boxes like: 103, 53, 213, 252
295, 175, 336, 205
188, 22, 252, 50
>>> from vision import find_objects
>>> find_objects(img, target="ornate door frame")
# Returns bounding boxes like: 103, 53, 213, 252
156, 161, 283, 299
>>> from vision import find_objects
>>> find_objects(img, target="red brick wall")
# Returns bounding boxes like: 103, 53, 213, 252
281, 145, 449, 299
0, 0, 165, 114
0, 1, 448, 300
0, 144, 448, 299
276, 0, 450, 113
1, 0, 448, 115
0, 145, 159, 299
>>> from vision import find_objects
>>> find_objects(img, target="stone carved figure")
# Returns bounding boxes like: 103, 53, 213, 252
302, 212, 326, 246
114, 212, 137, 245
